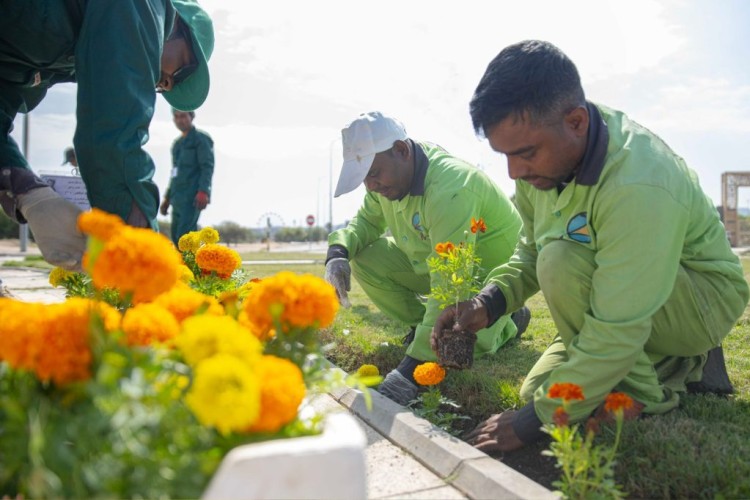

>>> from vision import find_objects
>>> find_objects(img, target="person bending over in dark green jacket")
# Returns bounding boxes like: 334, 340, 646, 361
433, 40, 750, 452
160, 109, 214, 245
0, 0, 214, 271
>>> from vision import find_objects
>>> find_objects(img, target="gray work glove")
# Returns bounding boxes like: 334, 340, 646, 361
324, 257, 351, 308
17, 186, 86, 271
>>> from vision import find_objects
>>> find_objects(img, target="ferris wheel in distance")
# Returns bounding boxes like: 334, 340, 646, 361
256, 212, 285, 230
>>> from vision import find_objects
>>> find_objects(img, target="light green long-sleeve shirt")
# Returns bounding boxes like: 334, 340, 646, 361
330, 141, 522, 340
486, 103, 749, 423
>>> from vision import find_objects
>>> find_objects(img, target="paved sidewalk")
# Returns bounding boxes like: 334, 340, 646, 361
0, 250, 554, 499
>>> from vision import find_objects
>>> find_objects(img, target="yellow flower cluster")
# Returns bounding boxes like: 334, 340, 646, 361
241, 271, 339, 337
48, 266, 75, 287
195, 243, 242, 279
151, 282, 224, 323
178, 227, 220, 253
356, 364, 380, 377
0, 298, 119, 385
413, 362, 446, 386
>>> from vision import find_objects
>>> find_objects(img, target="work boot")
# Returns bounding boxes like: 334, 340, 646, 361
686, 346, 734, 396
16, 186, 86, 271
377, 369, 418, 406
401, 326, 416, 346
511, 306, 531, 339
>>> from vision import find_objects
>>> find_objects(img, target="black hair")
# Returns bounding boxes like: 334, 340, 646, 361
469, 40, 585, 136
172, 108, 195, 119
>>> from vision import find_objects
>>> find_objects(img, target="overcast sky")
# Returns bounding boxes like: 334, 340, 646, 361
10, 0, 750, 230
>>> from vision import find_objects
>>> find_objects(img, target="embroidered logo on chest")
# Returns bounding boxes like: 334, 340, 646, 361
566, 212, 591, 243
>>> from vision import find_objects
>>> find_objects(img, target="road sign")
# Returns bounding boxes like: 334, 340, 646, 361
306, 214, 315, 226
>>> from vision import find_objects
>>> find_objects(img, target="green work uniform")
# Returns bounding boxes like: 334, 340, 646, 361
0, 0, 176, 226
329, 140, 523, 361
485, 102, 750, 425
165, 126, 214, 244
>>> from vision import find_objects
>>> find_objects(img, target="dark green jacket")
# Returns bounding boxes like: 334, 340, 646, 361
0, 0, 176, 226
166, 127, 214, 204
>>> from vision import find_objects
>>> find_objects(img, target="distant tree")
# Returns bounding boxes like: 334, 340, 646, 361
274, 227, 307, 242
214, 221, 257, 246
0, 210, 19, 239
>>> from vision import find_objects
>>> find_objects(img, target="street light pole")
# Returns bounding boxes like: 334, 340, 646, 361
328, 137, 340, 234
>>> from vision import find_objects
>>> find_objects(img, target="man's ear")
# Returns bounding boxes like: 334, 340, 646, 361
392, 139, 410, 160
565, 106, 589, 138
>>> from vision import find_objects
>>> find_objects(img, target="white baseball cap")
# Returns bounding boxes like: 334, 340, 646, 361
334, 111, 408, 197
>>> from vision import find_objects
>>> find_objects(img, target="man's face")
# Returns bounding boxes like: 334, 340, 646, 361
363, 142, 413, 201
486, 109, 588, 191
173, 111, 193, 132
157, 20, 196, 93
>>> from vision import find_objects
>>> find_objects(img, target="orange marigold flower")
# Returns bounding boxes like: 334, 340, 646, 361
151, 282, 224, 323
552, 407, 569, 427
241, 271, 339, 337
247, 355, 306, 434
77, 208, 125, 241
0, 299, 47, 371
195, 244, 242, 279
122, 303, 180, 347
547, 382, 585, 401
91, 227, 182, 303
413, 362, 446, 386
604, 392, 634, 413
470, 217, 487, 234
434, 241, 456, 257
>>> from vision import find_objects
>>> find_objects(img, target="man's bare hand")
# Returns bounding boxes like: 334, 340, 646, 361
464, 411, 525, 453
431, 297, 489, 352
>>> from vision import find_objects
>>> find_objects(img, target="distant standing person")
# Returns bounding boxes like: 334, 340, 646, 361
62, 147, 78, 169
160, 109, 214, 245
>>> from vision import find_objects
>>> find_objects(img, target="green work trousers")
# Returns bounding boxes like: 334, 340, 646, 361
521, 240, 745, 415
350, 237, 516, 362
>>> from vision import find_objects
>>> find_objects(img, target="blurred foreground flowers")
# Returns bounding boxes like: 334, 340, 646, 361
0, 213, 365, 498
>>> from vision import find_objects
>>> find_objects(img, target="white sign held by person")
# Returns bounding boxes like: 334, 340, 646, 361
40, 173, 91, 211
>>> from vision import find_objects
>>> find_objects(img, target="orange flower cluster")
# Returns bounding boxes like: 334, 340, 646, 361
90, 227, 182, 303
241, 271, 338, 337
413, 362, 446, 386
77, 208, 124, 242
152, 282, 224, 323
195, 244, 242, 279
0, 298, 119, 385
434, 241, 456, 256
247, 355, 306, 433
470, 217, 487, 234
604, 392, 634, 413
122, 303, 180, 346
548, 382, 585, 401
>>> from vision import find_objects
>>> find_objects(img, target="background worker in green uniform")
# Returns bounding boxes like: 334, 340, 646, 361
433, 40, 750, 452
0, 0, 214, 271
159, 109, 214, 245
325, 111, 529, 405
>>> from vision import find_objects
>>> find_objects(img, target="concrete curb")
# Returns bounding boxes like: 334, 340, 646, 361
330, 381, 558, 500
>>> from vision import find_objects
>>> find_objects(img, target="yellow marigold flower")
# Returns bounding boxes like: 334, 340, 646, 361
241, 271, 339, 337
195, 244, 242, 279
186, 354, 261, 435
413, 362, 446, 386
548, 382, 585, 401
199, 227, 220, 245
604, 392, 634, 413
470, 216, 487, 234
77, 208, 124, 241
175, 315, 263, 367
247, 355, 305, 434
236, 310, 276, 342
178, 232, 201, 253
48, 267, 75, 287
122, 303, 180, 347
91, 227, 182, 303
178, 264, 195, 283
356, 364, 380, 378
238, 278, 262, 300
152, 282, 224, 323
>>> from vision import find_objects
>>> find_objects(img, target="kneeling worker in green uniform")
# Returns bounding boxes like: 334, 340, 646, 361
325, 111, 529, 405
434, 40, 750, 452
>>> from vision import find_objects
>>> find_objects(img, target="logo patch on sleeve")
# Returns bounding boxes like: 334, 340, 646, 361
566, 212, 591, 243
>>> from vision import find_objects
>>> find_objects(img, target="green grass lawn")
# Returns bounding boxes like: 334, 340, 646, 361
242, 254, 750, 498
